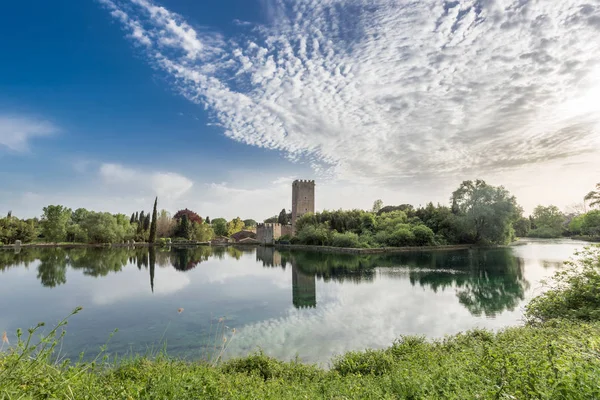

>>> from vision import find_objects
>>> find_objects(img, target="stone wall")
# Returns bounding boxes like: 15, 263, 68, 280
256, 223, 283, 245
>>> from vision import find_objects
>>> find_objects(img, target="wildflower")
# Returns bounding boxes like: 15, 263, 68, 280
2, 331, 8, 344
178, 308, 184, 314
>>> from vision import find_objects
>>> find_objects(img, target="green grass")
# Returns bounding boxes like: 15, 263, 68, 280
2, 246, 600, 399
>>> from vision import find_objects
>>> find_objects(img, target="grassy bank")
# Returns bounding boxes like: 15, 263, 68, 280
1, 246, 599, 399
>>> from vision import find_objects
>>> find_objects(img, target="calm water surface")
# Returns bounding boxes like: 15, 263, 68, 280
0, 239, 588, 365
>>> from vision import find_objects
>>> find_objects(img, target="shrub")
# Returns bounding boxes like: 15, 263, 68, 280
526, 245, 600, 323
296, 224, 330, 246
528, 226, 562, 238
412, 225, 434, 246
387, 227, 415, 247
331, 231, 360, 248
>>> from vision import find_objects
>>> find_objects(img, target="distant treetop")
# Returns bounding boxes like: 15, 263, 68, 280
173, 209, 203, 225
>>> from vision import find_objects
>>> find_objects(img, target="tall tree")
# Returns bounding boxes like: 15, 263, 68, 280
278, 209, 289, 225
143, 214, 151, 231
149, 197, 158, 244
372, 199, 383, 213
227, 217, 245, 236
130, 213, 135, 224
135, 211, 139, 223
450, 180, 521, 244
41, 205, 72, 243
206, 216, 211, 224
137, 211, 145, 234
212, 218, 227, 236
177, 215, 192, 239
530, 205, 564, 237
584, 183, 600, 209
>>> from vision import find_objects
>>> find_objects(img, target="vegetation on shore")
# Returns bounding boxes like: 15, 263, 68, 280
1, 245, 599, 399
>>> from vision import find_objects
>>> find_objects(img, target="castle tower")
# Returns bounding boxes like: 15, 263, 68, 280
291, 180, 315, 232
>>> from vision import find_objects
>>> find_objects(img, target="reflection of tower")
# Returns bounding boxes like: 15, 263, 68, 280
291, 180, 315, 232
292, 264, 316, 308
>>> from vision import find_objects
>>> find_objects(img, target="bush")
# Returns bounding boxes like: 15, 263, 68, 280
528, 226, 562, 238
526, 245, 600, 323
387, 226, 415, 247
296, 224, 330, 246
331, 231, 360, 248
412, 225, 434, 246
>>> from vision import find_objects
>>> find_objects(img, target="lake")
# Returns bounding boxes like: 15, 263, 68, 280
0, 239, 588, 365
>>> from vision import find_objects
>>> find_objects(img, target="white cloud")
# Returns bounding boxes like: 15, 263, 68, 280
99, 162, 193, 199
96, 0, 600, 210
0, 115, 56, 152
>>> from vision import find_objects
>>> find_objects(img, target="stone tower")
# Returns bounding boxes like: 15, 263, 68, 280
291, 179, 315, 232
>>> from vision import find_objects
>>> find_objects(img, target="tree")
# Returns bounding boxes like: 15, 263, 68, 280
278, 209, 289, 225
513, 217, 531, 237
176, 215, 192, 240
584, 183, 600, 209
243, 219, 257, 228
450, 180, 521, 244
71, 208, 90, 225
137, 211, 145, 235
130, 213, 135, 224
149, 197, 158, 244
191, 222, 214, 242
227, 217, 245, 236
173, 209, 203, 225
264, 215, 278, 223
156, 210, 175, 238
143, 214, 151, 231
372, 199, 383, 213
212, 218, 227, 236
41, 205, 72, 243
529, 205, 564, 238
206, 216, 211, 224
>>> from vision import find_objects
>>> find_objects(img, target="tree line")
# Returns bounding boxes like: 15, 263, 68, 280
0, 199, 256, 245
283, 180, 600, 248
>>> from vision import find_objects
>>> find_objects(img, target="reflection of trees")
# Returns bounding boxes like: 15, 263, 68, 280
292, 265, 316, 308
171, 247, 212, 271
37, 248, 68, 288
257, 247, 529, 317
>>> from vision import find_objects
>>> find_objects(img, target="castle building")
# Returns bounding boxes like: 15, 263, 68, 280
291, 180, 315, 232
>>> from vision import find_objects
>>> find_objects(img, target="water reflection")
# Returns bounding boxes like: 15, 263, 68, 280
0, 245, 529, 316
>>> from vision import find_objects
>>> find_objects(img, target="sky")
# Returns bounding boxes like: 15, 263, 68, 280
1, 0, 599, 220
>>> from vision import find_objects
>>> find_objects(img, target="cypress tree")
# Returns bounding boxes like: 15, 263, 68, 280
130, 213, 135, 224
206, 216, 211, 224
135, 211, 139, 223
137, 211, 145, 234
179, 215, 191, 240
144, 214, 151, 231
149, 197, 158, 244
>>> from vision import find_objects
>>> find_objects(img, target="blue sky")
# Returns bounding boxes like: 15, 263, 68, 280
1, 0, 599, 220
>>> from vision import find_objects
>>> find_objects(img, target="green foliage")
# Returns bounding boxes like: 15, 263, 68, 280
263, 215, 278, 223
41, 205, 72, 243
277, 208, 289, 225
584, 183, 600, 208
149, 197, 158, 244
526, 245, 600, 323
191, 222, 214, 242
242, 219, 257, 228
80, 212, 133, 244
412, 224, 435, 246
2, 314, 600, 399
331, 231, 361, 248
371, 199, 383, 213
176, 215, 192, 240
211, 218, 228, 236
529, 205, 564, 238
227, 217, 245, 236
0, 215, 37, 244
451, 180, 521, 244
583, 210, 600, 236
296, 224, 330, 245
513, 217, 531, 237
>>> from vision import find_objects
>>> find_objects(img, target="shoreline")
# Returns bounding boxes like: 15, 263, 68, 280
1, 236, 594, 252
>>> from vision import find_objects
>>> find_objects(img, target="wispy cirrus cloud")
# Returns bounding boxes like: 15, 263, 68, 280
99, 0, 600, 187
0, 115, 57, 152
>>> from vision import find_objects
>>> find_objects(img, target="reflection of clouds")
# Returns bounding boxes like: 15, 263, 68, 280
188, 258, 291, 290
227, 276, 512, 365
89, 266, 190, 305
